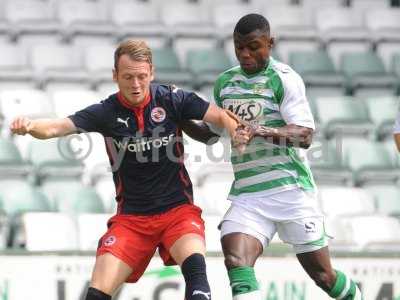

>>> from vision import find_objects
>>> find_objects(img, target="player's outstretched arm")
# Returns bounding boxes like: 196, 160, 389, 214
10, 116, 77, 139
254, 124, 313, 149
179, 120, 220, 145
394, 133, 400, 152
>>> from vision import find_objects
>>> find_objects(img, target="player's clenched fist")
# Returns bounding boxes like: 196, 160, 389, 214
10, 116, 33, 135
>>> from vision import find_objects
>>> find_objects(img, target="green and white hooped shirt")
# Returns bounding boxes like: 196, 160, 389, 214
212, 57, 316, 200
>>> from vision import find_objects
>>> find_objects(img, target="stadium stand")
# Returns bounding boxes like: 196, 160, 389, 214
56, 0, 115, 46
12, 212, 79, 251
27, 138, 84, 183
0, 43, 34, 89
314, 96, 374, 139
363, 96, 399, 139
111, 0, 166, 46
186, 48, 232, 89
0, 0, 399, 255
340, 51, 397, 96
4, 0, 61, 46
152, 47, 193, 88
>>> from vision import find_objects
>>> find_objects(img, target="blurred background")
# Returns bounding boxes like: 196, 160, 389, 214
0, 0, 399, 299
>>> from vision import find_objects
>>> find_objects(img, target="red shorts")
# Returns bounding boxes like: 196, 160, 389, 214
97, 203, 205, 283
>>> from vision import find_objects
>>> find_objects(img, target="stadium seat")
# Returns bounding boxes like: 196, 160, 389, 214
40, 178, 85, 211
51, 89, 100, 118
82, 132, 110, 184
186, 49, 232, 89
364, 185, 400, 217
332, 214, 400, 252
0, 138, 31, 179
27, 138, 84, 183
0, 207, 9, 250
83, 44, 115, 89
0, 89, 54, 135
315, 8, 372, 67
340, 51, 397, 96
12, 212, 78, 251
212, 3, 257, 40
93, 176, 116, 213
53, 185, 105, 214
0, 43, 34, 88
151, 47, 193, 87
318, 186, 376, 219
195, 167, 233, 216
77, 213, 111, 251
4, 0, 61, 44
308, 138, 353, 186
261, 4, 318, 42
392, 53, 400, 93
0, 180, 51, 216
160, 2, 217, 64
160, 2, 214, 39
203, 215, 223, 252
363, 96, 400, 139
341, 137, 400, 185
314, 96, 374, 139
30, 44, 90, 90
289, 50, 345, 91
365, 8, 400, 43
111, 0, 167, 48
56, 0, 115, 46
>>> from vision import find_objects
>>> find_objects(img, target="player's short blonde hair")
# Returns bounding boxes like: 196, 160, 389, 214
114, 39, 152, 71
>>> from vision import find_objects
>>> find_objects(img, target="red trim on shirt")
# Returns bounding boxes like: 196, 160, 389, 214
174, 129, 193, 203
117, 91, 151, 133
104, 137, 125, 215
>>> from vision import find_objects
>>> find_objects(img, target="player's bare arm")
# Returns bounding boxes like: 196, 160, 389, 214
202, 104, 240, 139
254, 124, 313, 149
394, 133, 400, 152
179, 120, 220, 145
10, 116, 77, 139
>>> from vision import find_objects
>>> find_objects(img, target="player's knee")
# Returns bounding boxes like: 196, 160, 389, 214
85, 287, 111, 300
310, 270, 336, 292
224, 253, 249, 269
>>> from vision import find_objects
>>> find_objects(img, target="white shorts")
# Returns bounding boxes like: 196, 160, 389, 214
220, 189, 329, 254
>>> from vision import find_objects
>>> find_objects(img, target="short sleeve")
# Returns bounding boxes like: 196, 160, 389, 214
393, 110, 400, 134
68, 102, 107, 134
279, 70, 315, 130
170, 87, 210, 121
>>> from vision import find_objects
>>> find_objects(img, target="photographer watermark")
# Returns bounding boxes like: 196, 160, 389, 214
56, 125, 345, 172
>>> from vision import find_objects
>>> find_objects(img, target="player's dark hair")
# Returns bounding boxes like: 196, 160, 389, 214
234, 13, 270, 35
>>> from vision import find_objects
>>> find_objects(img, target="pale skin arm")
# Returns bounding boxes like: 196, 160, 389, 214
394, 133, 400, 152
10, 116, 77, 139
201, 104, 238, 140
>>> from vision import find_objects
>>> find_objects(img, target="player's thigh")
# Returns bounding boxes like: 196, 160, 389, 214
90, 252, 133, 295
296, 246, 335, 279
161, 204, 206, 266
221, 230, 263, 269
276, 216, 329, 254
169, 233, 206, 266
93, 217, 159, 289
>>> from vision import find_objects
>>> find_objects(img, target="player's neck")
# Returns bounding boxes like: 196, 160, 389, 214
117, 91, 151, 110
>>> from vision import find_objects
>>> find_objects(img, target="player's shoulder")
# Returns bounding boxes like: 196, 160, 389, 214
216, 65, 240, 81
270, 58, 304, 86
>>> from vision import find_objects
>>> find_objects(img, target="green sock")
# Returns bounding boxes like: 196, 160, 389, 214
228, 267, 259, 297
328, 270, 363, 300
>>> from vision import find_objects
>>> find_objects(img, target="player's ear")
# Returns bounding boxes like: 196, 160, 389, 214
112, 69, 117, 82
150, 64, 155, 81
269, 37, 275, 49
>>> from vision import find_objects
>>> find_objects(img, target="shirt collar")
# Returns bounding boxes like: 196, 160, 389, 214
116, 90, 151, 112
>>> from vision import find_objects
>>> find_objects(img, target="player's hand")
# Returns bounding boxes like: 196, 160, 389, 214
10, 116, 33, 135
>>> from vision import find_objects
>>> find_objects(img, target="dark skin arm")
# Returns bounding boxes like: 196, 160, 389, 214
179, 120, 220, 145
254, 124, 314, 149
